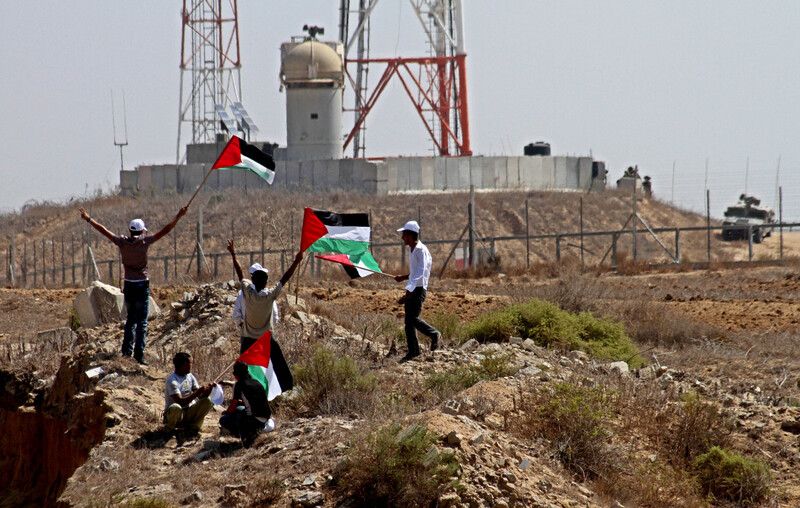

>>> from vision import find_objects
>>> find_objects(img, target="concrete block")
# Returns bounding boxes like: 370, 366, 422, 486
578, 157, 593, 190
506, 158, 520, 188
136, 165, 152, 190
178, 164, 206, 194
162, 165, 178, 191
150, 166, 165, 190
73, 281, 159, 328
339, 159, 353, 188
420, 157, 434, 190
481, 157, 497, 189
434, 157, 447, 190
489, 157, 507, 189
384, 158, 399, 192
469, 157, 483, 187
73, 287, 101, 328
325, 159, 340, 190
362, 162, 378, 194
541, 157, 556, 189
554, 156, 569, 188
218, 162, 235, 188
351, 160, 365, 190
529, 156, 550, 188
231, 166, 248, 189
519, 156, 536, 188
373, 162, 389, 194
119, 171, 138, 196
282, 161, 297, 188
312, 160, 327, 190
298, 161, 314, 189
445, 158, 460, 190
398, 158, 413, 191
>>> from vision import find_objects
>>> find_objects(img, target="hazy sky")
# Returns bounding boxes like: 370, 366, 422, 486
2, 1, 799, 220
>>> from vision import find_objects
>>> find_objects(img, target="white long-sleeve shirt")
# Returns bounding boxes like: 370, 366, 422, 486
233, 290, 279, 327
405, 241, 432, 291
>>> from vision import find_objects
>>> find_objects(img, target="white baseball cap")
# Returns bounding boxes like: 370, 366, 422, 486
249, 263, 269, 275
397, 220, 420, 233
129, 219, 147, 232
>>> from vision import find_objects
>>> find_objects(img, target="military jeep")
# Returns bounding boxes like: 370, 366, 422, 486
721, 194, 775, 243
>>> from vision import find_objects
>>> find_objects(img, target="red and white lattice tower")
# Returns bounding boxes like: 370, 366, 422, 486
176, 0, 242, 162
339, 0, 471, 157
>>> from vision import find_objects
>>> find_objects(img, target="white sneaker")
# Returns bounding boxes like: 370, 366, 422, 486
263, 418, 275, 433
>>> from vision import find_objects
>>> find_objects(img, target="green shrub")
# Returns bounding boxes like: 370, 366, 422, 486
68, 308, 81, 330
694, 446, 771, 504
526, 383, 619, 481
464, 299, 641, 366
336, 423, 459, 507
428, 311, 464, 344
424, 351, 518, 399
293, 345, 378, 415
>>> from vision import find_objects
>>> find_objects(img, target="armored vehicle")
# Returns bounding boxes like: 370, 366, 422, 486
721, 194, 775, 243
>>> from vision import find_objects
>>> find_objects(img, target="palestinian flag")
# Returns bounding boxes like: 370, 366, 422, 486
235, 331, 293, 401
212, 135, 276, 184
315, 252, 382, 278
301, 208, 370, 255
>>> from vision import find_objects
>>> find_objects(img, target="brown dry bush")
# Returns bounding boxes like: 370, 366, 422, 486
609, 298, 726, 347
515, 381, 622, 482
652, 393, 734, 468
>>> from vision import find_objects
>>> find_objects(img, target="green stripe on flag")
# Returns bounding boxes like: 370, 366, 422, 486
307, 238, 369, 255
248, 365, 269, 393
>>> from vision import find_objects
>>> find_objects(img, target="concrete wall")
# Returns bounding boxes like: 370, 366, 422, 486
123, 154, 604, 197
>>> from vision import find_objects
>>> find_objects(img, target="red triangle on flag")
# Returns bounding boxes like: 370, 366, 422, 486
236, 330, 272, 367
212, 136, 243, 170
300, 207, 329, 252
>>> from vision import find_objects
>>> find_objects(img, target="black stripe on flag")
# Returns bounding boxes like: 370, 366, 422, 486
312, 210, 370, 228
240, 139, 276, 170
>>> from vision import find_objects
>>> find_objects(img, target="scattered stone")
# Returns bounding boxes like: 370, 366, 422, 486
223, 484, 247, 498
302, 476, 316, 487
98, 458, 119, 472
514, 366, 542, 378
609, 361, 629, 375
443, 399, 462, 416
438, 492, 460, 508
181, 491, 203, 505
519, 459, 531, 471
780, 420, 800, 434
461, 339, 479, 351
469, 433, 485, 446
446, 431, 463, 446
293, 491, 325, 507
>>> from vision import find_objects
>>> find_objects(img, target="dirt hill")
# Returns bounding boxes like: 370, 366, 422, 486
2, 190, 800, 507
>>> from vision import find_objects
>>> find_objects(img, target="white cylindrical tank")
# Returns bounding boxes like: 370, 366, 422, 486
280, 40, 344, 161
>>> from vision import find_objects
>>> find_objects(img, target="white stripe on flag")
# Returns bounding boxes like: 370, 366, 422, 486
324, 226, 370, 243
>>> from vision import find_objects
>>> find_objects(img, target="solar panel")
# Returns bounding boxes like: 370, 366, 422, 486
215, 104, 238, 134
232, 102, 260, 135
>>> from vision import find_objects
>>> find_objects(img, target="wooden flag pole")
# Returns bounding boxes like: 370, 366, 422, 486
314, 254, 397, 278
213, 358, 237, 384
185, 167, 216, 209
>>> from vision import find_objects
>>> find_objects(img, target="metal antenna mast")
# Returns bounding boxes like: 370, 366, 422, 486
339, 0, 471, 157
111, 90, 129, 172
176, 0, 242, 163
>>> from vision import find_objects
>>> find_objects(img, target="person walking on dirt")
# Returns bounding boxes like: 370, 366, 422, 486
394, 220, 441, 362
219, 361, 274, 448
163, 352, 214, 435
78, 206, 187, 365
226, 239, 304, 354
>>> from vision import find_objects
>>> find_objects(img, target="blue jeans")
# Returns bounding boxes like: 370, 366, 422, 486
122, 280, 150, 359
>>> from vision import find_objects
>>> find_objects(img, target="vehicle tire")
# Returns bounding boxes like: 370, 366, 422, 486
753, 229, 763, 244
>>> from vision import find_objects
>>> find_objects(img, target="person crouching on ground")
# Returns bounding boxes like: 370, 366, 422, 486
163, 352, 213, 435
220, 361, 274, 448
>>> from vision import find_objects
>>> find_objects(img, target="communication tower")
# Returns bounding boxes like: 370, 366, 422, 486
339, 0, 471, 157
176, 0, 243, 163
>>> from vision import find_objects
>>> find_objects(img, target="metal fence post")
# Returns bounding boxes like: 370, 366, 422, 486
675, 228, 681, 263
747, 225, 754, 261
525, 198, 530, 268
555, 234, 561, 262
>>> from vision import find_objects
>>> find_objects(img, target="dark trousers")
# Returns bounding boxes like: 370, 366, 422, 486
219, 407, 266, 441
122, 280, 150, 359
404, 287, 439, 356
